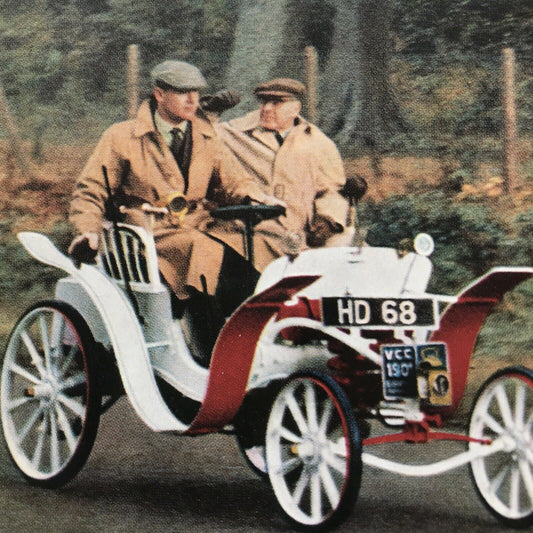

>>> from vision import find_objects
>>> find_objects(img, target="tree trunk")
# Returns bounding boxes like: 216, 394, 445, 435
320, 0, 406, 149
224, 0, 405, 150
0, 82, 35, 181
223, 0, 307, 118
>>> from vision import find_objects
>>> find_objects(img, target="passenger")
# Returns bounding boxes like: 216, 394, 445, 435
69, 60, 266, 304
212, 78, 349, 271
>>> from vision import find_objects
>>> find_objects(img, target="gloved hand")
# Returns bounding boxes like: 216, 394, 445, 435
306, 216, 339, 248
200, 90, 241, 114
68, 232, 100, 267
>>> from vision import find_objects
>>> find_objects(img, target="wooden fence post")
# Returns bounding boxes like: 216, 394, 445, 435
502, 48, 517, 194
0, 82, 34, 181
303, 46, 318, 124
127, 44, 140, 119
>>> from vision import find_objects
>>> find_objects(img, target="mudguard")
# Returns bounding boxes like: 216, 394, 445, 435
186, 275, 320, 434
429, 266, 533, 418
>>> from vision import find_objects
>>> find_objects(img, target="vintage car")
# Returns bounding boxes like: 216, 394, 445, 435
1, 198, 531, 530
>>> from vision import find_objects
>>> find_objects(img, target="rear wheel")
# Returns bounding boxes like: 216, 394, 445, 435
469, 366, 533, 528
0, 300, 101, 487
265, 373, 361, 530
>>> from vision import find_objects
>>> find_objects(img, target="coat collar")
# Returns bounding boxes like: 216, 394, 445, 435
223, 110, 312, 151
133, 98, 214, 140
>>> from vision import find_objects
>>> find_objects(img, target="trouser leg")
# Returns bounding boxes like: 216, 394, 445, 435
182, 245, 259, 367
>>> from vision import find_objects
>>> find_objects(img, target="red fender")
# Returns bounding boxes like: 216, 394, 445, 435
186, 275, 320, 434
428, 267, 532, 418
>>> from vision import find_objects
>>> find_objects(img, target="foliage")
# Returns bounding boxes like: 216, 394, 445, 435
361, 191, 512, 293
0, 0, 531, 147
0, 230, 62, 314
0, 0, 238, 140
391, 0, 532, 62
511, 207, 533, 266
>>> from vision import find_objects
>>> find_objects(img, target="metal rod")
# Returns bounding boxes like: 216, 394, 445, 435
362, 439, 505, 477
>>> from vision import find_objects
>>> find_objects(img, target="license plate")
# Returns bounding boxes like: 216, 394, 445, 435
381, 344, 418, 399
321, 297, 437, 328
381, 342, 451, 403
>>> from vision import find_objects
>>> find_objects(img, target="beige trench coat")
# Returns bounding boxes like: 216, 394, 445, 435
70, 99, 263, 298
213, 110, 349, 271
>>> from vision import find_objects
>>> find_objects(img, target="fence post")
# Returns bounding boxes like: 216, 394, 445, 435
502, 48, 517, 194
303, 46, 318, 124
127, 44, 140, 119
0, 82, 34, 181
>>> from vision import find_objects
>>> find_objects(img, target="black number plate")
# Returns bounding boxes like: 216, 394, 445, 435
321, 297, 436, 328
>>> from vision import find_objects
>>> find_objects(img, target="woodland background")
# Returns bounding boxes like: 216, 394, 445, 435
0, 0, 532, 385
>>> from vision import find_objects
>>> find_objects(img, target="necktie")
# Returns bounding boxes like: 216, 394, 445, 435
169, 125, 191, 192
170, 127, 185, 158
274, 131, 284, 146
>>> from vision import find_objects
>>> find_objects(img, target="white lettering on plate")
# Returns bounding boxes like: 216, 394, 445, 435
337, 299, 371, 325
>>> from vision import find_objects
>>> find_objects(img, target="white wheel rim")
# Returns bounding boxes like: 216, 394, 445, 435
1, 307, 89, 480
470, 373, 533, 521
266, 377, 350, 526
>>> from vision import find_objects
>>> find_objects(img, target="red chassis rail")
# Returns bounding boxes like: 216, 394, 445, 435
363, 418, 491, 446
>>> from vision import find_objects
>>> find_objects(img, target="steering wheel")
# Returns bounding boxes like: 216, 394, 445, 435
211, 204, 286, 264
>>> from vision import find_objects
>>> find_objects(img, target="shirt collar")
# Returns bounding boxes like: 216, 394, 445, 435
154, 111, 189, 146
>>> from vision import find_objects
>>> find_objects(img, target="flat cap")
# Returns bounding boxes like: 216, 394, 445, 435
253, 78, 306, 99
151, 60, 207, 90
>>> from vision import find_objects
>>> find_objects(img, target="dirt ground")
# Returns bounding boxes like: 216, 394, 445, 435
1, 139, 532, 225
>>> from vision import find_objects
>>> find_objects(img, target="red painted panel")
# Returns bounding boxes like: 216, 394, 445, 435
187, 275, 320, 434
429, 269, 532, 418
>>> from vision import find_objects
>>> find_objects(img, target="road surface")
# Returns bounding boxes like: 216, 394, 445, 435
0, 398, 508, 533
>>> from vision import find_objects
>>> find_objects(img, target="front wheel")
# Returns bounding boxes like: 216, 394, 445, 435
0, 300, 101, 487
265, 373, 362, 531
469, 366, 533, 528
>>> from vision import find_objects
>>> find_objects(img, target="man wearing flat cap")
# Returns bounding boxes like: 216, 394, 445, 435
214, 78, 349, 271
69, 60, 265, 350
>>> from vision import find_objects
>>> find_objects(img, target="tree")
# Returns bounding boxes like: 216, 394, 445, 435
320, 0, 406, 148
223, 0, 308, 114
223, 0, 406, 150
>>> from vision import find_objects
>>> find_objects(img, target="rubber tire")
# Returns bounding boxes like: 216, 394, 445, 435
235, 434, 268, 480
1, 300, 101, 488
234, 387, 279, 480
469, 365, 533, 529
265, 372, 362, 531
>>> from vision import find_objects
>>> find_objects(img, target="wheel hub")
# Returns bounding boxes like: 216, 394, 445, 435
292, 434, 326, 469
26, 376, 59, 404
511, 432, 531, 462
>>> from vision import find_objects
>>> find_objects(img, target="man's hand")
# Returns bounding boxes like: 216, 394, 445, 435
200, 90, 241, 114
68, 232, 100, 267
307, 216, 339, 247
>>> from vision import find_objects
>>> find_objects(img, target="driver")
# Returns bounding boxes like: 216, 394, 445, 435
69, 60, 267, 304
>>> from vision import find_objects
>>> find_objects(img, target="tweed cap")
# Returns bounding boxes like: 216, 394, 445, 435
253, 78, 306, 99
151, 60, 207, 90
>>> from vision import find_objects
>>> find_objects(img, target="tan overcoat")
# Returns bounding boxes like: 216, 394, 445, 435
70, 99, 263, 298
213, 110, 349, 271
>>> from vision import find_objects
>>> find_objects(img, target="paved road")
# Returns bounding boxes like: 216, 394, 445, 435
0, 398, 508, 533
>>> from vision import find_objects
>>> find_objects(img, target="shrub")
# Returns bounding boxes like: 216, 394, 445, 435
361, 191, 507, 293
